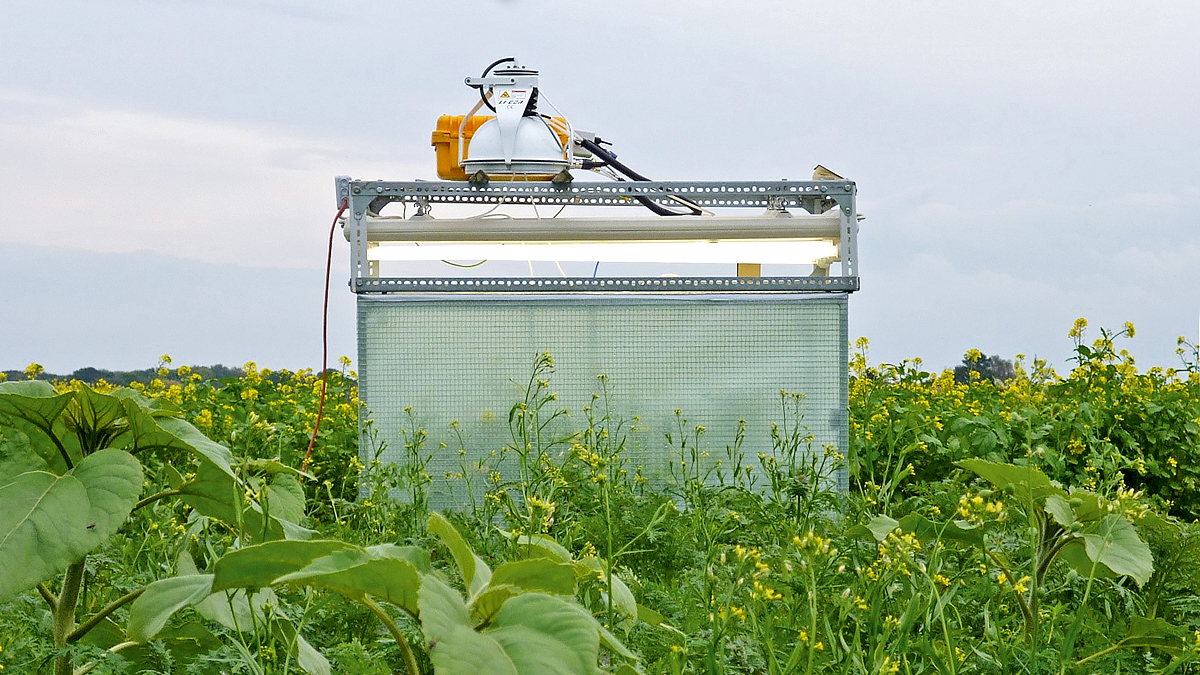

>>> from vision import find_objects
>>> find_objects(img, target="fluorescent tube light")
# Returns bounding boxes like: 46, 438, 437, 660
366, 240, 839, 265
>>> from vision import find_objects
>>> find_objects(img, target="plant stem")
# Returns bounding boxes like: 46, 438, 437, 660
1076, 643, 1125, 666
67, 587, 146, 643
73, 642, 138, 675
361, 597, 420, 675
132, 489, 184, 512
983, 549, 1034, 638
38, 582, 58, 611
54, 561, 86, 675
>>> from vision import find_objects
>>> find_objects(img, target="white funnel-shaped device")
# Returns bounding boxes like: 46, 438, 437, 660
461, 61, 571, 177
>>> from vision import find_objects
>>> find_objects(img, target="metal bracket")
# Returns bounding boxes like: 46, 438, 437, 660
342, 179, 860, 294
353, 276, 860, 293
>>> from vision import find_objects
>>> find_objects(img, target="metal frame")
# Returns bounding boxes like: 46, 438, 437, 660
336, 178, 859, 293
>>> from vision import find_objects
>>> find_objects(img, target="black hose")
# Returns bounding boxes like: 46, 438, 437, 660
471, 57, 516, 112
578, 137, 702, 216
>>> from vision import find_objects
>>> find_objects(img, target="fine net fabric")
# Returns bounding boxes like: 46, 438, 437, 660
356, 293, 848, 509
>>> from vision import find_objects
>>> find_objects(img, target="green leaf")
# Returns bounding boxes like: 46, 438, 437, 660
864, 514, 899, 542
212, 540, 355, 591
1118, 616, 1188, 650
507, 531, 573, 562
114, 400, 193, 456
0, 381, 72, 433
127, 574, 215, 642
177, 453, 313, 543
1057, 540, 1117, 580
487, 593, 601, 675
1083, 514, 1153, 586
0, 382, 75, 472
274, 544, 428, 613
420, 575, 517, 675
156, 416, 236, 476
1044, 495, 1076, 528
473, 584, 523, 623
61, 385, 127, 453
265, 472, 306, 525
597, 619, 640, 661
178, 549, 279, 633
195, 587, 279, 633
636, 603, 667, 627
956, 459, 1065, 507
898, 513, 984, 548
0, 448, 142, 600
491, 559, 577, 596
0, 425, 49, 478
430, 511, 491, 597
274, 617, 332, 675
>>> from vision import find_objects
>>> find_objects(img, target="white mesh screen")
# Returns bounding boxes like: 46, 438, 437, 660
356, 293, 848, 508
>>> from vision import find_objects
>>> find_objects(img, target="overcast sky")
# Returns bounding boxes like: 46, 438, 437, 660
2, 0, 1198, 374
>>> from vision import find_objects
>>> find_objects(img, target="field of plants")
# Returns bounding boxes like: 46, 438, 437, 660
2, 320, 1200, 675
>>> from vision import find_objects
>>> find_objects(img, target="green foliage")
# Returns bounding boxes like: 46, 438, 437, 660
5, 321, 1200, 675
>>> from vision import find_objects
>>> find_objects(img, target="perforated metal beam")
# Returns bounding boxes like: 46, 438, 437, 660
351, 276, 860, 293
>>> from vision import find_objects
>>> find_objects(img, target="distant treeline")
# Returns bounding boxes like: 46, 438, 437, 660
2, 364, 245, 386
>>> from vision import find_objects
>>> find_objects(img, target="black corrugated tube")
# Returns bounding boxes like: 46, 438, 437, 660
577, 137, 702, 216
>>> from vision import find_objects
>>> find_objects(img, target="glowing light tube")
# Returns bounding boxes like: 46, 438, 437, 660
366, 240, 839, 265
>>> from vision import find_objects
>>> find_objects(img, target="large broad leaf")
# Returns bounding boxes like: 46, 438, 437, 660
1057, 540, 1118, 581
0, 448, 142, 600
430, 512, 491, 597
863, 514, 899, 542
0, 425, 49, 478
274, 619, 332, 675
127, 574, 215, 642
1044, 495, 1076, 528
421, 575, 519, 674
471, 559, 580, 623
491, 559, 577, 596
956, 459, 1066, 507
263, 472, 306, 525
1114, 616, 1188, 652
156, 417, 235, 476
61, 385, 127, 453
177, 453, 313, 543
177, 550, 279, 633
898, 513, 985, 548
0, 381, 75, 473
212, 540, 355, 591
273, 544, 429, 613
0, 381, 73, 431
1082, 514, 1153, 587
114, 400, 194, 456
196, 587, 280, 634
420, 575, 609, 675
507, 532, 572, 563
487, 593, 602, 675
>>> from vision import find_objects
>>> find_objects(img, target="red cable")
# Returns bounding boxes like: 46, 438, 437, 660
302, 198, 349, 473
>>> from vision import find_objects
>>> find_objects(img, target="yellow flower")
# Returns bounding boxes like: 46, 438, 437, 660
1013, 575, 1031, 594
1068, 317, 1088, 339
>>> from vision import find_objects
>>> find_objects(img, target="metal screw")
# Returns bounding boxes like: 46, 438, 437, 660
352, 186, 361, 194
844, 185, 852, 192
376, 186, 383, 193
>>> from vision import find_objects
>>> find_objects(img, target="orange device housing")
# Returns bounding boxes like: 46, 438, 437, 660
432, 115, 570, 181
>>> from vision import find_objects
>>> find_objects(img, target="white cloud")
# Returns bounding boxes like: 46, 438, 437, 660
0, 90, 429, 268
